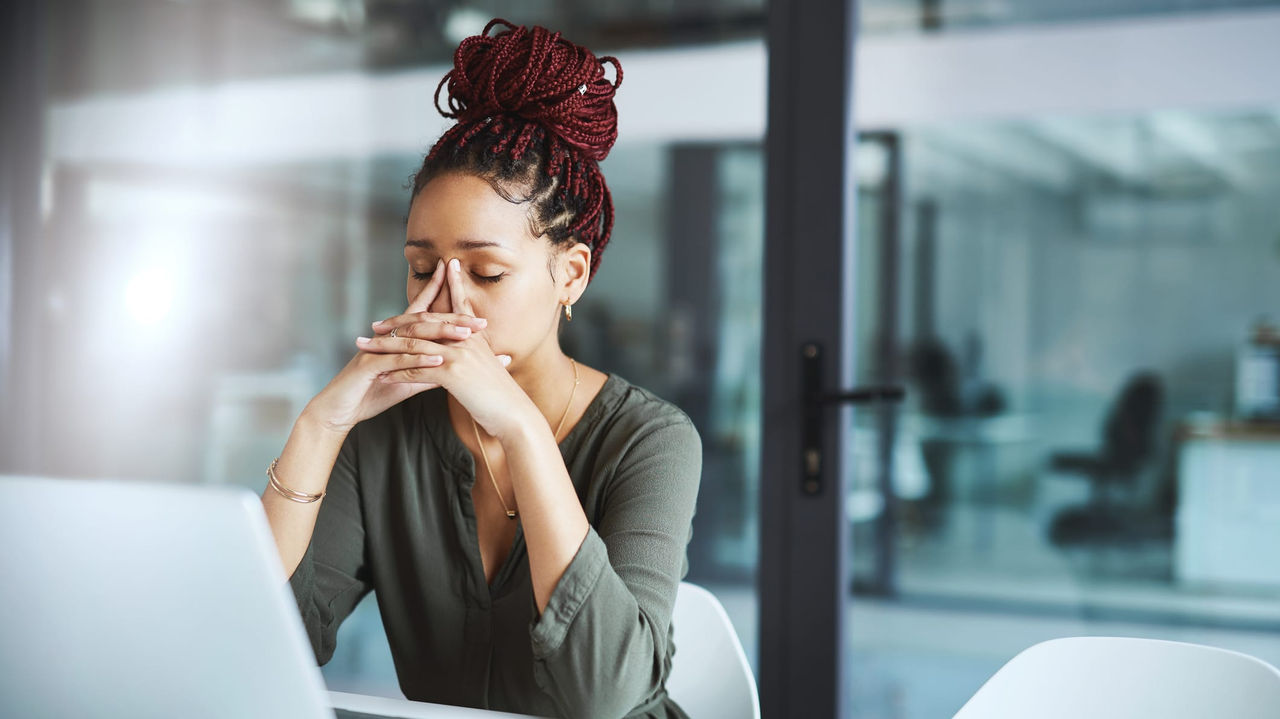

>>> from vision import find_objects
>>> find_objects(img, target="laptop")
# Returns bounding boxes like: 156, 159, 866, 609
0, 475, 530, 719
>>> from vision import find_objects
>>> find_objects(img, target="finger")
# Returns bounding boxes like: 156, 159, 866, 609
379, 353, 508, 386
381, 380, 440, 394
356, 335, 453, 355
365, 318, 473, 344
404, 319, 476, 340
379, 365, 444, 384
363, 348, 445, 373
406, 258, 446, 313
372, 311, 487, 335
447, 258, 473, 316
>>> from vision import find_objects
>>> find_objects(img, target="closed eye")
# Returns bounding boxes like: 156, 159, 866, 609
411, 269, 505, 284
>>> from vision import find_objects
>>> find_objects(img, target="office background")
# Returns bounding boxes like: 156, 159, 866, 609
3, 1, 1280, 717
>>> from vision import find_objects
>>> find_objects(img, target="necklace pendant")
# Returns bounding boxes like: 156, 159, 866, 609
506, 510, 517, 519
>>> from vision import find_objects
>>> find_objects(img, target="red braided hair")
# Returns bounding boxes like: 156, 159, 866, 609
412, 19, 623, 282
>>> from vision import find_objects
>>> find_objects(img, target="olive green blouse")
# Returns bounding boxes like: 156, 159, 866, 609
286, 372, 701, 719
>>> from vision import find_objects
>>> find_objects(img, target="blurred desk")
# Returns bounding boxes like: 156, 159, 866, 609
1175, 420, 1280, 588
910, 413, 1037, 445
903, 413, 1039, 497
901, 413, 1037, 550
329, 691, 535, 718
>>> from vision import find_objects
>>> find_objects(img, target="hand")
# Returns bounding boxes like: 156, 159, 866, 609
366, 257, 533, 439
302, 258, 494, 434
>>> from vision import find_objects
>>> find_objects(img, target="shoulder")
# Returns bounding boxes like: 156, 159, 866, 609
586, 375, 702, 512
603, 373, 697, 431
594, 373, 702, 463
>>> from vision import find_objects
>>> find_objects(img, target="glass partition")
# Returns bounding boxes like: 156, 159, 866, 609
26, 2, 768, 698
848, 108, 1280, 717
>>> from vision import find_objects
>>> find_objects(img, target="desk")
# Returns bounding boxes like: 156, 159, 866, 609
1175, 420, 1280, 588
902, 413, 1038, 550
329, 691, 536, 718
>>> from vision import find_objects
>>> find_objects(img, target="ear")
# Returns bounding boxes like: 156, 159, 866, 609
556, 241, 592, 303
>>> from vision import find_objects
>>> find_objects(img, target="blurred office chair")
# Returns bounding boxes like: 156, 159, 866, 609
953, 636, 1280, 719
1049, 371, 1165, 545
667, 582, 760, 719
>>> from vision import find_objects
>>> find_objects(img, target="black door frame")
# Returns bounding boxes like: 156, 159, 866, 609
759, 0, 861, 716
0, 0, 48, 474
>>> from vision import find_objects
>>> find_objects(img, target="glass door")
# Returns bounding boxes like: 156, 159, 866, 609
845, 110, 1280, 718
841, 3, 1280, 716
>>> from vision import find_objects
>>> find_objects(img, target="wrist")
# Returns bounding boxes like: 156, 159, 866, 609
491, 400, 549, 446
298, 403, 354, 439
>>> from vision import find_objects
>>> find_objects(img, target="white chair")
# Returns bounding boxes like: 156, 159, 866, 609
954, 636, 1280, 719
666, 582, 760, 719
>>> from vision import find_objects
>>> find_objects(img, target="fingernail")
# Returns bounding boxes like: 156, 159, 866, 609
451, 326, 471, 337
372, 320, 385, 328
450, 258, 460, 272
473, 317, 488, 327
498, 355, 511, 366
356, 336, 371, 345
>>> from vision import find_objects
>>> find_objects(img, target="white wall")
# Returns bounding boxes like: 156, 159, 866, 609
47, 9, 1280, 166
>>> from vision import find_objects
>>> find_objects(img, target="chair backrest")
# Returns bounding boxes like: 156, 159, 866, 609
1102, 371, 1163, 472
953, 636, 1280, 719
666, 582, 760, 719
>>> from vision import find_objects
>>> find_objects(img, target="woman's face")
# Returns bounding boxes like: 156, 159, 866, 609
404, 172, 588, 368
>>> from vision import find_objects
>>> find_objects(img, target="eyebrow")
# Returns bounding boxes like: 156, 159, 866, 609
404, 238, 512, 252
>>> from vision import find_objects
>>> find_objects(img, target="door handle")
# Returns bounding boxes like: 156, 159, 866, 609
801, 342, 905, 495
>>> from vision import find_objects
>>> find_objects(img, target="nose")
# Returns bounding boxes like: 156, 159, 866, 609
427, 275, 452, 314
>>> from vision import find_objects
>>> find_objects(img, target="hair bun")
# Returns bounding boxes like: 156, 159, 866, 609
434, 19, 623, 161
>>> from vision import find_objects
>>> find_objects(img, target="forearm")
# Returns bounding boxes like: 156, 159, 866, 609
512, 415, 703, 717
528, 538, 668, 719
261, 407, 350, 579
501, 408, 591, 615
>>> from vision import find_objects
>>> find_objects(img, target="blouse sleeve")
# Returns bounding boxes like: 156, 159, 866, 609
286, 425, 373, 666
527, 414, 703, 719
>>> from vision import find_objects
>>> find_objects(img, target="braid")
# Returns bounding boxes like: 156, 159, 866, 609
415, 19, 622, 282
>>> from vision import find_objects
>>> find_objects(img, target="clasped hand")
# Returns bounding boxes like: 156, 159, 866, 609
305, 257, 529, 439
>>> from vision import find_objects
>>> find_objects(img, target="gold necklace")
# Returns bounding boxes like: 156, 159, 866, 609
471, 357, 579, 520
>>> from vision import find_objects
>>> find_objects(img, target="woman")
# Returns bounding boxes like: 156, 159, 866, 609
261, 19, 701, 719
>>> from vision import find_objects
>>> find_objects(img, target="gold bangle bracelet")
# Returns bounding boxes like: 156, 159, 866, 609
268, 458, 324, 501
266, 457, 325, 503
269, 472, 323, 503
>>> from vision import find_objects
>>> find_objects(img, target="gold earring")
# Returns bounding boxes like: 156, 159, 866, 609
563, 302, 573, 322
